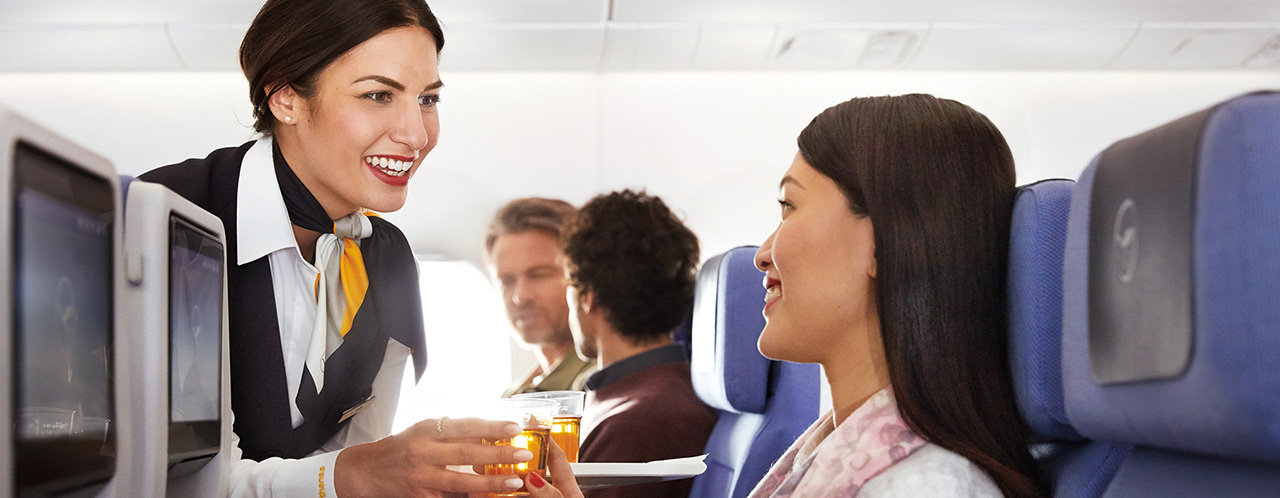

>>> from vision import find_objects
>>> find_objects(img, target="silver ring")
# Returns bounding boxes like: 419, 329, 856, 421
436, 416, 447, 439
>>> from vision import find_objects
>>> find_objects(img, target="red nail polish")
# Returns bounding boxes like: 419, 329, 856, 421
529, 472, 546, 489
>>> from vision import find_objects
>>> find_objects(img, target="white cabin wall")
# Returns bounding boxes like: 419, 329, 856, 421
596, 71, 1280, 257
1, 70, 1275, 263
0, 72, 258, 174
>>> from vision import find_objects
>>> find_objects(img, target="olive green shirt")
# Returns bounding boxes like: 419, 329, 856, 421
503, 352, 597, 397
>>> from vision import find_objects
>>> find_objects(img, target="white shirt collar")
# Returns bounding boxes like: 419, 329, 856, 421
236, 137, 302, 266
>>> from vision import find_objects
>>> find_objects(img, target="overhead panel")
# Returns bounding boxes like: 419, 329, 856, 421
601, 24, 701, 71
632, 26, 700, 70
920, 0, 1279, 23
0, 0, 261, 24
0, 25, 183, 72
1, 0, 1278, 72
1079, 0, 1280, 23
1112, 24, 1280, 69
910, 24, 1139, 70
612, 0, 942, 23
770, 25, 927, 70
691, 25, 778, 70
438, 25, 606, 71
428, 0, 609, 23
614, 0, 1280, 24
168, 24, 248, 71
602, 25, 641, 71
1246, 33, 1280, 68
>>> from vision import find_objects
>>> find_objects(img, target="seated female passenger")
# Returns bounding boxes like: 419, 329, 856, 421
523, 94, 1047, 498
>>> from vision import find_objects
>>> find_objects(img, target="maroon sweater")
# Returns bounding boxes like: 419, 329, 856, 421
580, 345, 718, 498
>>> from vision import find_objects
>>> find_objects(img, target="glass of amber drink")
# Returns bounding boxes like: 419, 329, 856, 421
482, 398, 559, 496
512, 391, 585, 463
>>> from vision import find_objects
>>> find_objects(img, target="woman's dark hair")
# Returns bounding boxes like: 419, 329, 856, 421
239, 0, 445, 135
798, 94, 1046, 497
563, 190, 700, 343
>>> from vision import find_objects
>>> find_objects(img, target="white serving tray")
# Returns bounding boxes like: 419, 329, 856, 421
568, 454, 708, 490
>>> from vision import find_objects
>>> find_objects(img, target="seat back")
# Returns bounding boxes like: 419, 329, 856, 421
1007, 179, 1131, 498
1061, 91, 1280, 496
672, 312, 693, 359
688, 246, 821, 498
1009, 179, 1081, 443
120, 175, 137, 206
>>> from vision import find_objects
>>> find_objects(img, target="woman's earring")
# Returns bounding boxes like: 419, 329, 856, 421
284, 116, 292, 123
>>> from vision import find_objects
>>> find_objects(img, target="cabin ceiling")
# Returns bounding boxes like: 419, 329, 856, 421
1, 0, 1279, 72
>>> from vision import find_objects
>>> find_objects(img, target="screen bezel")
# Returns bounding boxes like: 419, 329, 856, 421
166, 215, 223, 469
10, 139, 116, 497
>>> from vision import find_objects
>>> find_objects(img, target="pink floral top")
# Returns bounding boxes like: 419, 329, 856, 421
747, 387, 926, 498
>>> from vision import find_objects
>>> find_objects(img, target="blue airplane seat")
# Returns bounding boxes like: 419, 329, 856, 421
1061, 91, 1280, 496
1007, 179, 1131, 498
120, 174, 136, 205
1009, 179, 1081, 442
673, 312, 693, 359
688, 246, 822, 498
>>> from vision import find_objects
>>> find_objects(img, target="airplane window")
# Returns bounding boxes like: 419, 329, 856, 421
392, 259, 514, 433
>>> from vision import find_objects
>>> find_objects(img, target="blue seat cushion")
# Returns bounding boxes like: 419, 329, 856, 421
691, 246, 771, 414
1008, 179, 1080, 442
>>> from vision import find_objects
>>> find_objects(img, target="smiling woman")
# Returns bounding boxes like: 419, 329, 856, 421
265, 27, 441, 217
749, 94, 1043, 498
525, 94, 1047, 498
132, 0, 538, 497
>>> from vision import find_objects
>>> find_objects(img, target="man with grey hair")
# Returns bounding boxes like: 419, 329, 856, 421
485, 198, 595, 396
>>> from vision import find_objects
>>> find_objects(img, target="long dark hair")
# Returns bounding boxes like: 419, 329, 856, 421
797, 94, 1046, 497
239, 0, 445, 135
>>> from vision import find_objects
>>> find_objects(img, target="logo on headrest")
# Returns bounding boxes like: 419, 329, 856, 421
1112, 198, 1139, 284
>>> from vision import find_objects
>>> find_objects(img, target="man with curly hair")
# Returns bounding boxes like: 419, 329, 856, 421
563, 189, 717, 498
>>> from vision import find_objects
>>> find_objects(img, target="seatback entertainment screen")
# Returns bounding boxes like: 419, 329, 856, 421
167, 217, 222, 469
12, 141, 116, 496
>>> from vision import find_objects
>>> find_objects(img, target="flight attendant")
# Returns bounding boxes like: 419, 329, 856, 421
140, 0, 533, 496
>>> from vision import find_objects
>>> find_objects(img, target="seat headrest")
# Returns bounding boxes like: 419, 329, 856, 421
1007, 179, 1078, 442
119, 174, 136, 204
1063, 91, 1280, 465
672, 312, 693, 356
690, 246, 771, 414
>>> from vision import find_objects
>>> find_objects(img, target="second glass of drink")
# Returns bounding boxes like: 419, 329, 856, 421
512, 390, 586, 463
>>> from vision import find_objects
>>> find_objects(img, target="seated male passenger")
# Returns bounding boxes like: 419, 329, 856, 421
562, 189, 717, 498
485, 198, 597, 396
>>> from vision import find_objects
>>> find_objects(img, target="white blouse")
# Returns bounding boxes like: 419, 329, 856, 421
859, 444, 1004, 498
225, 138, 412, 498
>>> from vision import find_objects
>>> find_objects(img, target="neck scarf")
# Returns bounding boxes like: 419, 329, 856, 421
749, 387, 926, 498
272, 142, 427, 405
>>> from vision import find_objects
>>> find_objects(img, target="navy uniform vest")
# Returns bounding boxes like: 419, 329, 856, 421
139, 141, 426, 460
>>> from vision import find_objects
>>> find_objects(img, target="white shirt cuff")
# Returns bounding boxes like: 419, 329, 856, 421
271, 450, 343, 498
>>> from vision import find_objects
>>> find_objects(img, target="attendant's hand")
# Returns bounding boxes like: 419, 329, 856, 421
335, 417, 533, 497
524, 439, 584, 498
